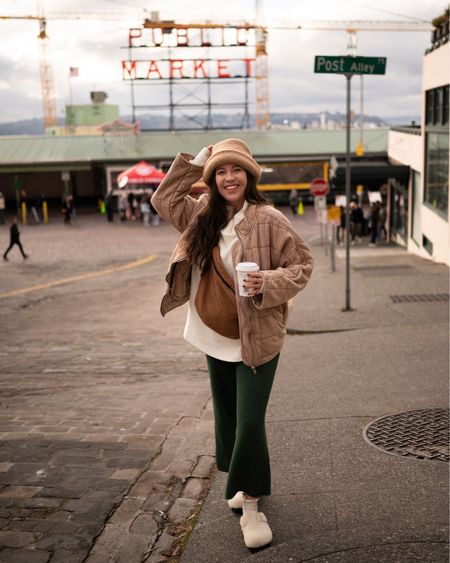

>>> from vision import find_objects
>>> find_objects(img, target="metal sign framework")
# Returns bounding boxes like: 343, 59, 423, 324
122, 21, 258, 131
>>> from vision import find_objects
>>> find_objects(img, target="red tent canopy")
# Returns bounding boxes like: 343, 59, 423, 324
117, 161, 166, 188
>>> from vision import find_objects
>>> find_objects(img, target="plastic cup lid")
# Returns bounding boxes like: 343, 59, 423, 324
235, 262, 259, 271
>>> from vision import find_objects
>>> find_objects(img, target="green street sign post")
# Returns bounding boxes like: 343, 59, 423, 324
314, 55, 387, 312
314, 56, 387, 75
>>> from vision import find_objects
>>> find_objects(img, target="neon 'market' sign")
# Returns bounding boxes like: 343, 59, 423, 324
122, 24, 257, 81
122, 58, 255, 80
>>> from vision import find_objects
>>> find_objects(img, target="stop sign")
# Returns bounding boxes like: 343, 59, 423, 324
310, 177, 330, 197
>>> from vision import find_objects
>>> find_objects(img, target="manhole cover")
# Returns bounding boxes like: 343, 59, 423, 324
363, 408, 449, 462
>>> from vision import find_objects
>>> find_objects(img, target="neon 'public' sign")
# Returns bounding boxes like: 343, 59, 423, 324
122, 24, 257, 81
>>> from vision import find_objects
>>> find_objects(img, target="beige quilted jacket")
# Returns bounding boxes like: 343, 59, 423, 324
151, 153, 314, 370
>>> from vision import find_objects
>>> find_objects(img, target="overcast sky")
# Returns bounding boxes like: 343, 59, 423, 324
0, 0, 445, 124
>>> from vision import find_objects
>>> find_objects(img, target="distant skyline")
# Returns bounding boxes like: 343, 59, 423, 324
0, 0, 445, 125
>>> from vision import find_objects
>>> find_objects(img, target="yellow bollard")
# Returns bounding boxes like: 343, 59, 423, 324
42, 201, 48, 224
21, 202, 27, 224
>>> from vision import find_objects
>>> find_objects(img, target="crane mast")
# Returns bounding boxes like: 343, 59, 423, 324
36, 1, 57, 129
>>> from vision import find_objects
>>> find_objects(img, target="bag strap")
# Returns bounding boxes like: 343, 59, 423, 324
211, 247, 235, 294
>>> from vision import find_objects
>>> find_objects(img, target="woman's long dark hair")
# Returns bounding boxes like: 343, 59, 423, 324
185, 170, 268, 272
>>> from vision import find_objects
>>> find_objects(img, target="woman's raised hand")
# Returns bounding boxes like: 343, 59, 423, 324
191, 146, 212, 166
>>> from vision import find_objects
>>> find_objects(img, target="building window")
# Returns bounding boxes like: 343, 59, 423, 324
411, 171, 421, 245
426, 85, 449, 126
444, 86, 449, 125
424, 132, 449, 218
434, 88, 443, 124
424, 84, 449, 220
426, 90, 434, 125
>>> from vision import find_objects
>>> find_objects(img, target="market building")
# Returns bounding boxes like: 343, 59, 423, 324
0, 126, 403, 207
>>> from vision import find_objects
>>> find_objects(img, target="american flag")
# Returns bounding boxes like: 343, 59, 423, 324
69, 67, 79, 77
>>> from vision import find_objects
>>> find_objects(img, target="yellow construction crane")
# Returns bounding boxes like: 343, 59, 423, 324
255, 0, 270, 130
0, 8, 136, 130
36, 0, 57, 129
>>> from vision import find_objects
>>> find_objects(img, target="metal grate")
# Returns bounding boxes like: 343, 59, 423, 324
390, 293, 449, 303
353, 265, 414, 271
353, 265, 416, 277
363, 408, 449, 462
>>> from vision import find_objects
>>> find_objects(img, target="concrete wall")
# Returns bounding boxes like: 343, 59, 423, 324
423, 44, 450, 90
388, 131, 422, 171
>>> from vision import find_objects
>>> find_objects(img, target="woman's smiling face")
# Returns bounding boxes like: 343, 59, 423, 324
214, 163, 248, 210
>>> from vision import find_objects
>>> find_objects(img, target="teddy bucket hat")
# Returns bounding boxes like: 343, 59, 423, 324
202, 138, 262, 184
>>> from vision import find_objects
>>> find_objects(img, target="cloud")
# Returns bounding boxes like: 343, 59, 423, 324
0, 0, 445, 124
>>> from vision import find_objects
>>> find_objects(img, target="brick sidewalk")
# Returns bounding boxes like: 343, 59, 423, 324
0, 215, 218, 562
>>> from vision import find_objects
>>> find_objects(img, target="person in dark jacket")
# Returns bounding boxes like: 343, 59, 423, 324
350, 201, 364, 243
369, 202, 380, 246
3, 218, 28, 260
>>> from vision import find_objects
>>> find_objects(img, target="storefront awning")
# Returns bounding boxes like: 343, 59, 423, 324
334, 160, 410, 187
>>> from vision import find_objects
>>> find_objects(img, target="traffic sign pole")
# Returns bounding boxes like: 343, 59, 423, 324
344, 74, 353, 311
314, 55, 386, 311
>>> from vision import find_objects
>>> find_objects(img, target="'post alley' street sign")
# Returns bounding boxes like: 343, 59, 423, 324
314, 56, 387, 75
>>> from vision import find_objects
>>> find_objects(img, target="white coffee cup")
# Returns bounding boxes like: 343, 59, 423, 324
235, 262, 260, 297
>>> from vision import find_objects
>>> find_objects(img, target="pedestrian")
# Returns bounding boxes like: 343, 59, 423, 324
151, 139, 314, 550
128, 192, 136, 220
36, 193, 45, 222
350, 201, 364, 243
3, 217, 28, 261
69, 195, 77, 224
378, 203, 387, 241
105, 193, 115, 223
119, 194, 128, 222
369, 202, 380, 246
0, 191, 5, 225
29, 197, 40, 224
62, 196, 72, 225
140, 195, 150, 226
336, 205, 345, 245
289, 189, 299, 217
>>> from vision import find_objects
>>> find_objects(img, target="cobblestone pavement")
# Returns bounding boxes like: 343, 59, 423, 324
0, 215, 220, 563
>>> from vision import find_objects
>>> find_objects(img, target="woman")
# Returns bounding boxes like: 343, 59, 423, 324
151, 139, 314, 550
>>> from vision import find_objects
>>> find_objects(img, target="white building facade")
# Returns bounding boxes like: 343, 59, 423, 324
388, 19, 449, 265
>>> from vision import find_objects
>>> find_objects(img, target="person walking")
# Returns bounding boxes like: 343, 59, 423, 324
378, 203, 387, 241
3, 217, 28, 260
105, 192, 115, 223
289, 189, 299, 217
0, 192, 5, 225
350, 201, 364, 243
336, 205, 345, 245
369, 202, 380, 246
151, 139, 314, 550
29, 197, 40, 224
140, 195, 150, 226
62, 196, 72, 225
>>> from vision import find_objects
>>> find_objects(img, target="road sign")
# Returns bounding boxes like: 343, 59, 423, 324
310, 177, 330, 197
314, 56, 387, 75
314, 196, 327, 211
327, 205, 341, 225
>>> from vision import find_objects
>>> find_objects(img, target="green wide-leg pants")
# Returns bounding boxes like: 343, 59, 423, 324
206, 354, 279, 499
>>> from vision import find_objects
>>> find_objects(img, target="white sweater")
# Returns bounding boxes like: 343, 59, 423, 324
183, 202, 248, 362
